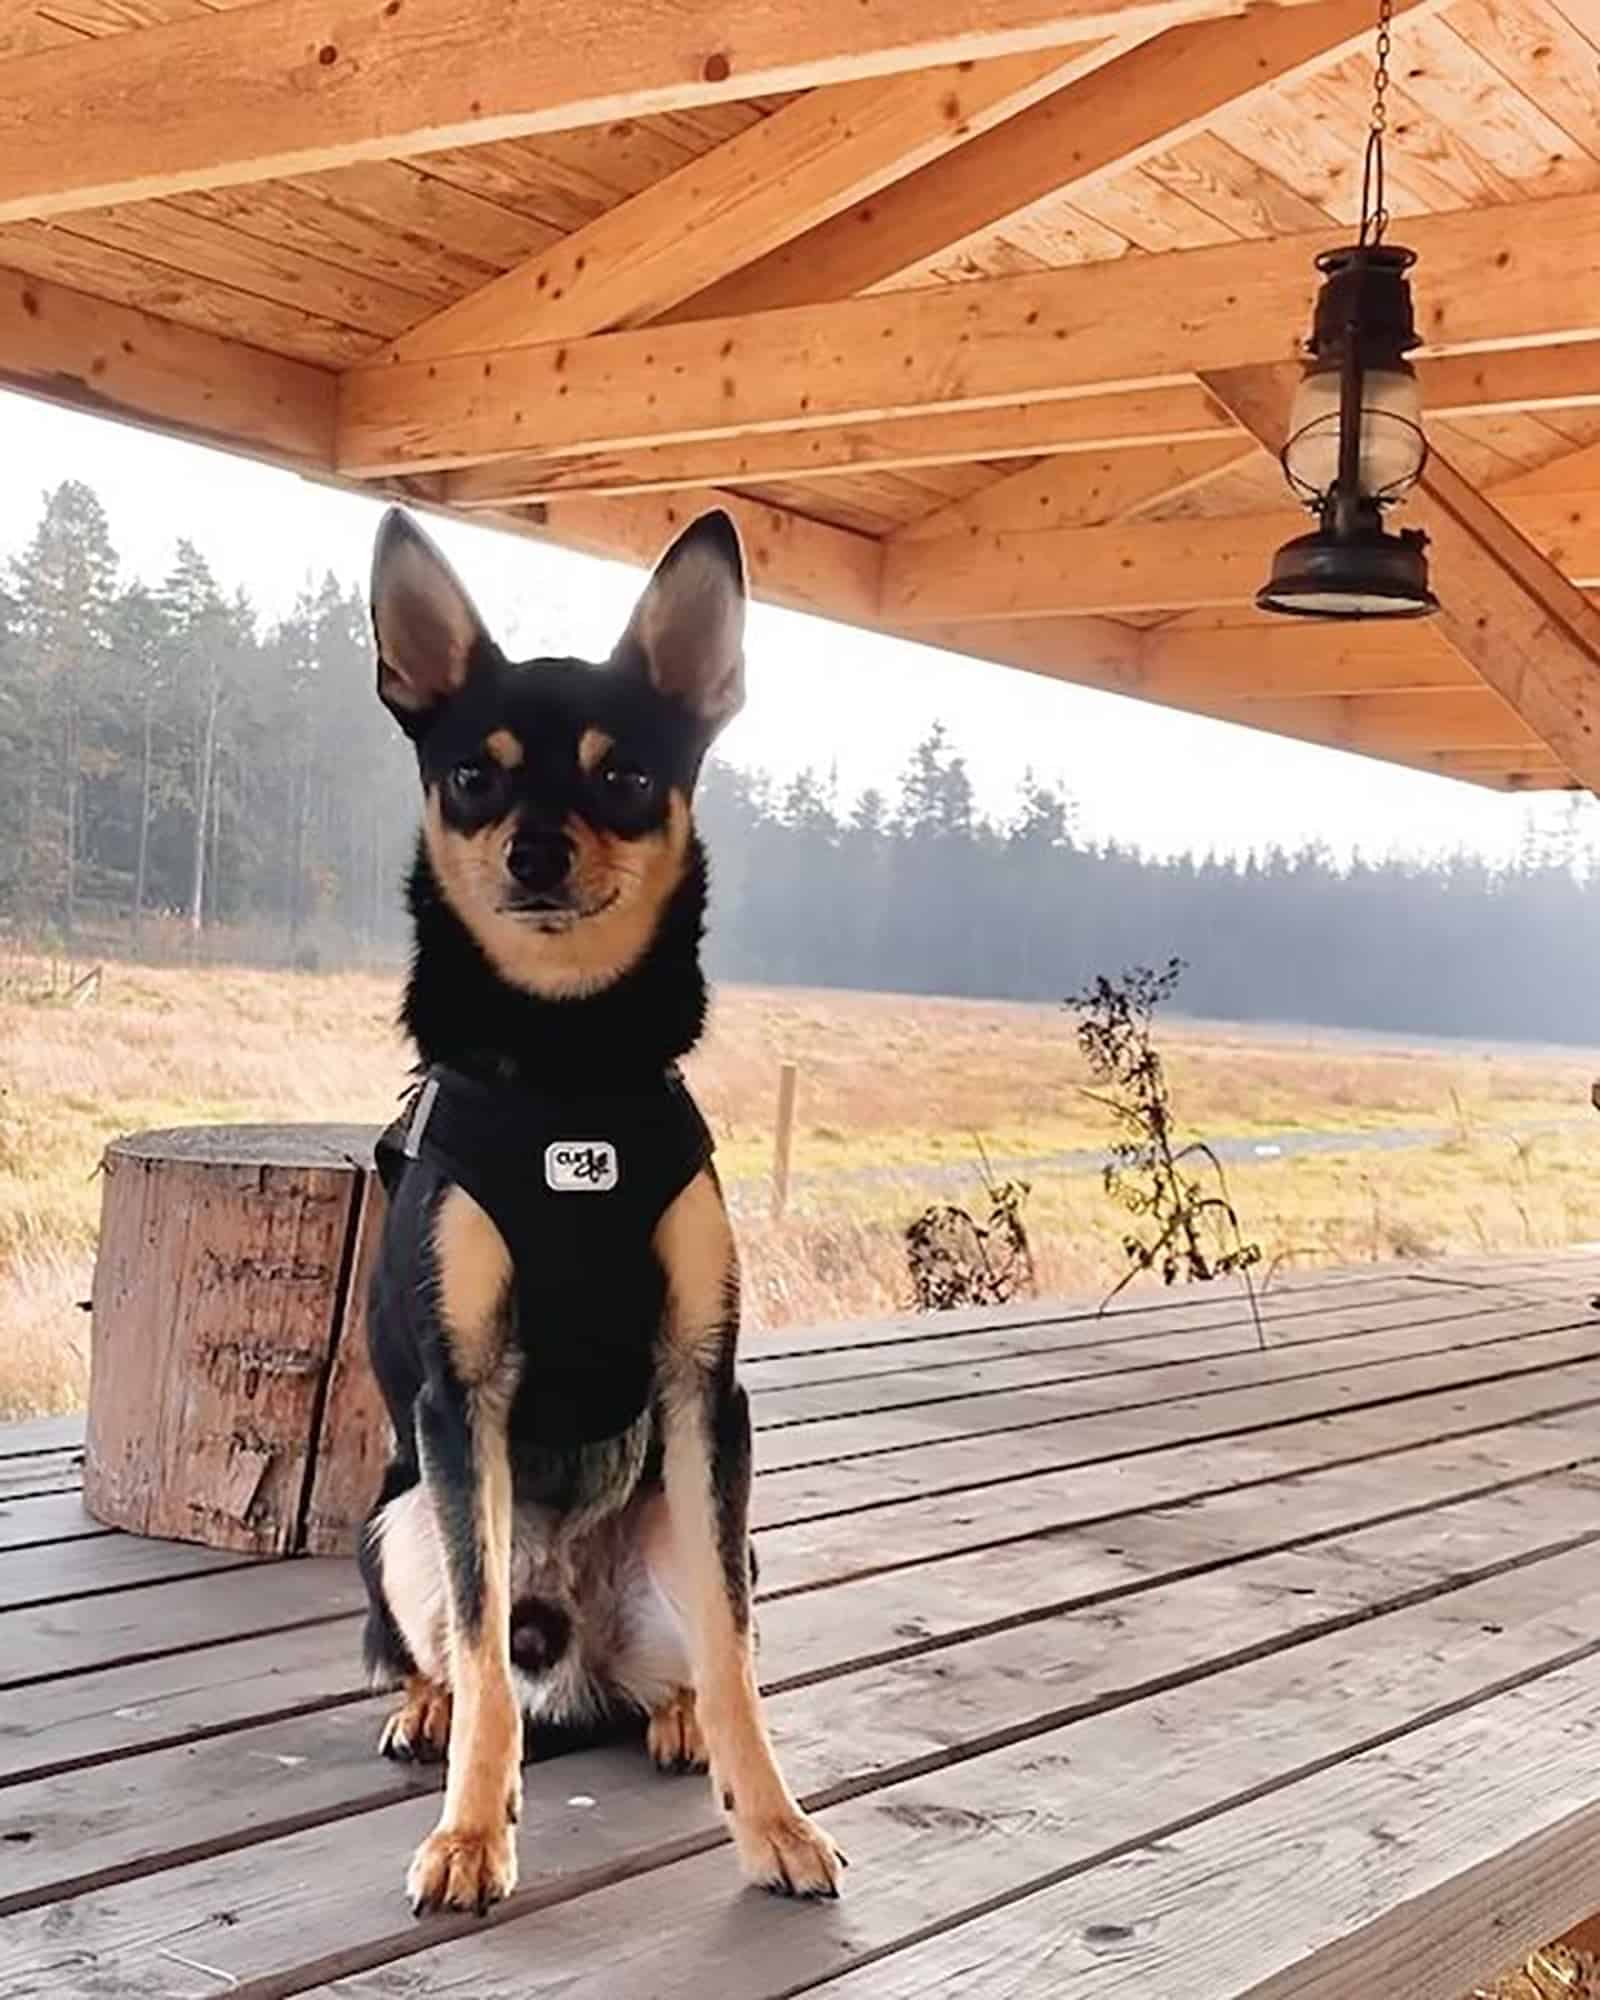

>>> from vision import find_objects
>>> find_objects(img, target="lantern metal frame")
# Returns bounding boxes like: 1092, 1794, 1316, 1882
1256, 0, 1439, 621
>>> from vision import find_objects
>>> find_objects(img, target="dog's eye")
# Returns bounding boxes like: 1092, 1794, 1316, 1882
601, 762, 654, 798
447, 761, 495, 802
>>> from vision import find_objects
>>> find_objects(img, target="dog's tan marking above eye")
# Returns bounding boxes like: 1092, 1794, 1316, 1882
484, 729, 524, 770
577, 728, 613, 774
433, 1185, 512, 1386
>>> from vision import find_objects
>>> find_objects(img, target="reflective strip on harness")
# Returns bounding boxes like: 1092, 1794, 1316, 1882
402, 1075, 441, 1159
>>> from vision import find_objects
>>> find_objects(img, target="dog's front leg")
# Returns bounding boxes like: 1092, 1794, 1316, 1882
655, 1172, 844, 1899
408, 1189, 522, 1916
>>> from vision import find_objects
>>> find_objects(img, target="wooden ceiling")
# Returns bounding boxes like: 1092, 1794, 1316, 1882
6, 0, 1600, 790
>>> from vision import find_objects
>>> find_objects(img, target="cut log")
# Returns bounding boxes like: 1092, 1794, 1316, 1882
85, 1124, 389, 1557
302, 1171, 393, 1557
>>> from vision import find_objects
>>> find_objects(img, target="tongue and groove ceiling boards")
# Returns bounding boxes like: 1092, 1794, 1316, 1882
5, 0, 1600, 790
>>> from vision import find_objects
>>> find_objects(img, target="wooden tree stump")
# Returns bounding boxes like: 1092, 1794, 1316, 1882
86, 1124, 393, 1557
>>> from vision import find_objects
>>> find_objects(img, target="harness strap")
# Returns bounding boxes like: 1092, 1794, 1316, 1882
376, 1063, 714, 1446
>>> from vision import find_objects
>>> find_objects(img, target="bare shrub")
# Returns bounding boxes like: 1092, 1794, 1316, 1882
904, 1153, 1036, 1313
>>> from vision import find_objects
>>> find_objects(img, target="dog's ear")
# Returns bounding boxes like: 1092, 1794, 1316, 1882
617, 510, 746, 738
371, 509, 490, 729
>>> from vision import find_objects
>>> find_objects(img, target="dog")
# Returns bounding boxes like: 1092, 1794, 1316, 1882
356, 505, 844, 1918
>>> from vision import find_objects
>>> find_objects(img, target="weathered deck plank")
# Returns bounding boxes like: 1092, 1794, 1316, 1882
1, 1254, 1598, 2000
744, 1286, 1567, 1415
9, 1478, 1600, 1991
0, 1492, 109, 1552
0, 1452, 85, 1503
5, 1458, 1598, 1916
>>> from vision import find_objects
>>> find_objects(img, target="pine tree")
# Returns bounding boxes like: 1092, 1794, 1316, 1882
159, 541, 232, 933
109, 583, 174, 938
8, 481, 119, 938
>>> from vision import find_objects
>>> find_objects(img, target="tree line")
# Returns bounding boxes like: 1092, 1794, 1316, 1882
4, 478, 1600, 1043
694, 747, 1600, 1043
0, 479, 417, 961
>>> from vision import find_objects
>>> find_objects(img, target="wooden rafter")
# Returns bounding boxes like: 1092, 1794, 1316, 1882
439, 387, 1242, 506
1200, 688, 1546, 755
385, 47, 1113, 365
675, 0, 1442, 320
1492, 439, 1600, 497
892, 438, 1256, 542
474, 491, 882, 625
0, 0, 1287, 223
424, 347, 1600, 508
909, 615, 1556, 783
909, 615, 1145, 691
878, 492, 1600, 621
1407, 460, 1600, 794
0, 262, 335, 468
1137, 621, 1476, 697
337, 193, 1600, 474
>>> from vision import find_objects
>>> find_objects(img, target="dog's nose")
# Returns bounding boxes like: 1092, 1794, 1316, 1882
506, 829, 574, 896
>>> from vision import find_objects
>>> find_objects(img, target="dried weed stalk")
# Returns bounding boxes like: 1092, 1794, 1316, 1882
1067, 958, 1264, 1339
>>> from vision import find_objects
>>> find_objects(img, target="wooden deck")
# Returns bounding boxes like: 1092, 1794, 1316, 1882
8, 1250, 1600, 1997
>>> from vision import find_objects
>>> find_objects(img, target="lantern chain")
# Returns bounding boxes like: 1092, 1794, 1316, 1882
1359, 0, 1393, 245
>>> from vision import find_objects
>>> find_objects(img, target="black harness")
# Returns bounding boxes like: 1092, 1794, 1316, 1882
374, 1064, 713, 1448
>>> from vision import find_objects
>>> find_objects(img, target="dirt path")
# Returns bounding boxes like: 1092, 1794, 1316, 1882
730, 1116, 1595, 1200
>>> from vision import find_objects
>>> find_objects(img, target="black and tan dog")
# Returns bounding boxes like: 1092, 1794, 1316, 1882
359, 506, 843, 1916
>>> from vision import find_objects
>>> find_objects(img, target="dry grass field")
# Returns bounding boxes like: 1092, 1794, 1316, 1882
3, 953, 1599, 1418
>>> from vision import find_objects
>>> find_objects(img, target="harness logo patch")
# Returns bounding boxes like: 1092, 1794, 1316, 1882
545, 1141, 619, 1192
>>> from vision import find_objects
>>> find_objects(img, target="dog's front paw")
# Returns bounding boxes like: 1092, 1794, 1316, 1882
406, 1824, 517, 1916
731, 1806, 846, 1900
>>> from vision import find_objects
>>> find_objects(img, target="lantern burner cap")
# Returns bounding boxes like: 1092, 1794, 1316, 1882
1256, 519, 1438, 620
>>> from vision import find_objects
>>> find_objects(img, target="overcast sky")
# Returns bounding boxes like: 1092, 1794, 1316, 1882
2, 387, 1583, 865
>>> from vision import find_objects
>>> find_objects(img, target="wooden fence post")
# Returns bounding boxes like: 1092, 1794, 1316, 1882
771, 1061, 798, 1221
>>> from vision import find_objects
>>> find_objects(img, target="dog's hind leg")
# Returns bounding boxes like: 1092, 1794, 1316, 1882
380, 1675, 454, 1763
405, 1187, 523, 1917
646, 1684, 707, 1773
363, 1475, 454, 1762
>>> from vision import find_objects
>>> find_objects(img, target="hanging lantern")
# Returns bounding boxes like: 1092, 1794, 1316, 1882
1258, 0, 1438, 619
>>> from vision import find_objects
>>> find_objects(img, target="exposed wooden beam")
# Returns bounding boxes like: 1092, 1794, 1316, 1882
432, 348, 1600, 508
907, 615, 1473, 699
893, 438, 1254, 542
912, 615, 1554, 784
338, 193, 1600, 475
1138, 622, 1476, 697
878, 493, 1600, 621
0, 0, 1268, 223
471, 491, 882, 626
883, 511, 1284, 618
0, 261, 335, 469
1200, 364, 1600, 793
1211, 688, 1546, 754
440, 386, 1240, 506
1410, 345, 1600, 420
385, 48, 1109, 365
1491, 439, 1600, 497
1408, 457, 1600, 795
674, 0, 1441, 320
1423, 752, 1572, 791
907, 616, 1145, 690
1217, 348, 1600, 432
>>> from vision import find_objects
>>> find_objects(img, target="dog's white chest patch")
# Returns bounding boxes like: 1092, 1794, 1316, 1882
544, 1141, 619, 1192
